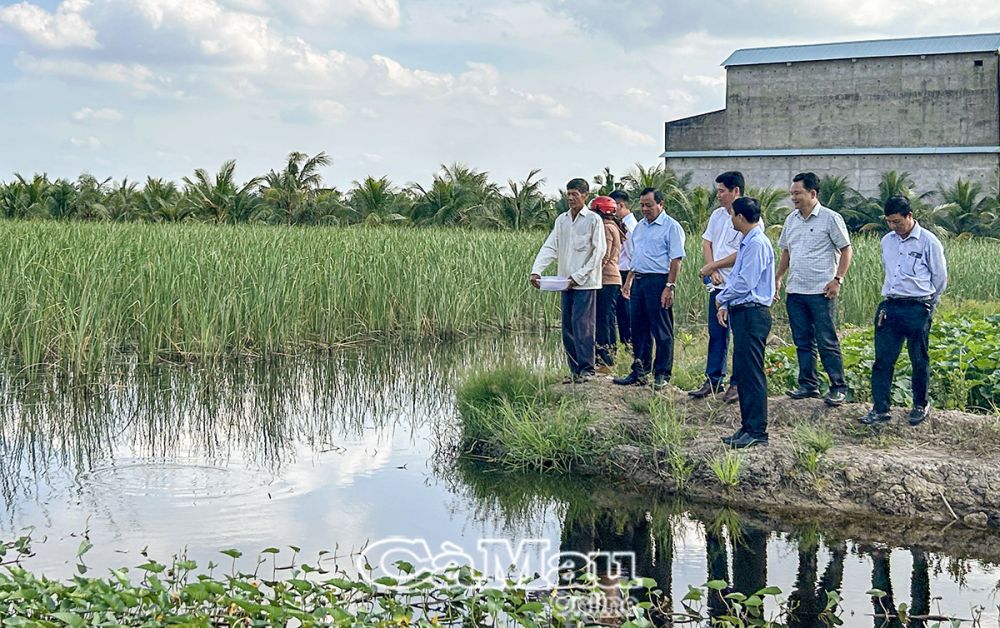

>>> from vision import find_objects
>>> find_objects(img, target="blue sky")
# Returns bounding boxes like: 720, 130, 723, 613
1, 0, 999, 192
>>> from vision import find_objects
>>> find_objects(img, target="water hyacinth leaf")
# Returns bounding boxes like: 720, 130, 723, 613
51, 612, 85, 627
76, 539, 93, 558
706, 579, 728, 591
867, 588, 887, 598
756, 585, 782, 596
220, 549, 242, 559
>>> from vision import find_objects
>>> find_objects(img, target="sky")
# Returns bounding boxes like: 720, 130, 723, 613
1, 0, 999, 193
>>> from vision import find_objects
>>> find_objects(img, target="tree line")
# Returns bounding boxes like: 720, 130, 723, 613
2, 151, 998, 238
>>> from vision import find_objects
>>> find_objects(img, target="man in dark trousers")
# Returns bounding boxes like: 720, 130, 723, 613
610, 190, 637, 348
716, 197, 775, 448
530, 178, 607, 383
860, 195, 947, 426
613, 187, 685, 389
775, 172, 852, 406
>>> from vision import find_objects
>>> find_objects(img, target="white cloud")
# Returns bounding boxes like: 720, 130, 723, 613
16, 53, 157, 89
280, 99, 349, 124
370, 56, 499, 100
71, 107, 123, 123
0, 0, 99, 49
599, 121, 655, 146
682, 74, 726, 88
362, 152, 384, 163
70, 135, 101, 149
510, 89, 569, 118
624, 88, 651, 101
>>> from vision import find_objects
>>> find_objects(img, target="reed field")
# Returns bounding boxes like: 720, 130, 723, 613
0, 220, 997, 373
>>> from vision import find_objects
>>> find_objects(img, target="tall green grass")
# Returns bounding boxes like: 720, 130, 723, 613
1, 220, 998, 372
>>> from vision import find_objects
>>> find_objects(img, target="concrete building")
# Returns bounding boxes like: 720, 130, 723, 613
662, 33, 1000, 195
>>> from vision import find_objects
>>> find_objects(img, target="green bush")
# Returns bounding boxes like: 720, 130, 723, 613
765, 313, 1000, 411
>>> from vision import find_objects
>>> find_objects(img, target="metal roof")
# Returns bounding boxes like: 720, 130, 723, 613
722, 32, 1000, 67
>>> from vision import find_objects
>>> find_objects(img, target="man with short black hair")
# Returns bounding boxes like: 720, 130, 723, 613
613, 188, 685, 390
609, 190, 636, 348
776, 172, 852, 406
689, 171, 744, 402
860, 196, 947, 426
716, 197, 775, 448
530, 178, 607, 383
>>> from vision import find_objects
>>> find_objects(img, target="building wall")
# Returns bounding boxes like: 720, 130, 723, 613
666, 52, 1000, 152
665, 153, 1000, 198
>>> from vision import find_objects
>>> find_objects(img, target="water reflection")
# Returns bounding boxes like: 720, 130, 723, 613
0, 334, 997, 626
450, 463, 1000, 625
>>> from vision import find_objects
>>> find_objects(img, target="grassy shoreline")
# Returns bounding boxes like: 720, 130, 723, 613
2, 220, 999, 372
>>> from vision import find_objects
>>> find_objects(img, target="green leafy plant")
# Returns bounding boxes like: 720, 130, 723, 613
708, 449, 743, 489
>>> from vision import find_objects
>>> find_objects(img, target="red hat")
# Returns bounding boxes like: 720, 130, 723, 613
590, 195, 616, 216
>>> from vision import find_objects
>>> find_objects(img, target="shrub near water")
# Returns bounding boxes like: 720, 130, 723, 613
456, 365, 601, 472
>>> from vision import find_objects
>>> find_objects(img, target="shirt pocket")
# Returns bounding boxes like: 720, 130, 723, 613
572, 228, 592, 252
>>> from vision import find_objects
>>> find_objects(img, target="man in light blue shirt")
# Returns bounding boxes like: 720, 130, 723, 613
716, 197, 775, 448
860, 196, 948, 427
613, 187, 685, 389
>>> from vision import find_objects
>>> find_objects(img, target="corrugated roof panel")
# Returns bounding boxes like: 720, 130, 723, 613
723, 32, 1000, 67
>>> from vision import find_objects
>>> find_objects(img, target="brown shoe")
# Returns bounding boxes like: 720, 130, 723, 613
723, 384, 739, 404
687, 380, 717, 398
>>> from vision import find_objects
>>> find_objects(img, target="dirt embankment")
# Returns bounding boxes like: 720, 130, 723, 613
539, 380, 1000, 530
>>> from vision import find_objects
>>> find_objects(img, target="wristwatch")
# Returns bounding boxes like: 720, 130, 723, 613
834, 275, 844, 284
666, 283, 676, 290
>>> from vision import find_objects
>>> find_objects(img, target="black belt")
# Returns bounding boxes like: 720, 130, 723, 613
632, 272, 667, 279
729, 302, 769, 312
885, 296, 933, 305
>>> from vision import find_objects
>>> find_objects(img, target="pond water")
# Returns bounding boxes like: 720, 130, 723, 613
1, 335, 998, 625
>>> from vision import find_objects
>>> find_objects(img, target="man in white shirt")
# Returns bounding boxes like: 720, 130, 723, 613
530, 178, 607, 383
688, 171, 745, 403
610, 190, 637, 348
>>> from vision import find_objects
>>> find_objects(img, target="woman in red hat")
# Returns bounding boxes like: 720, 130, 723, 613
591, 195, 626, 371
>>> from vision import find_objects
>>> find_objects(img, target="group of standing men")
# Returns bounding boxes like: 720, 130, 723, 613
531, 170, 948, 448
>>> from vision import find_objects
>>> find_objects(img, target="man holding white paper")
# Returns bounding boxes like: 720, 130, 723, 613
530, 178, 607, 383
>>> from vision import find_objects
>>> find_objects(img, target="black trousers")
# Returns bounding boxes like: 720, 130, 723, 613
871, 299, 932, 413
629, 274, 674, 379
786, 293, 847, 393
613, 269, 632, 345
706, 289, 736, 386
561, 289, 597, 375
596, 284, 621, 366
731, 305, 772, 438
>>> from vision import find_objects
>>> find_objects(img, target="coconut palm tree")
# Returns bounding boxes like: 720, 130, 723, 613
346, 175, 409, 225
104, 178, 140, 221
841, 170, 929, 234
929, 178, 999, 238
408, 163, 499, 226
45, 178, 78, 220
592, 167, 624, 196
818, 175, 852, 212
139, 178, 188, 222
255, 151, 332, 225
182, 160, 255, 224
478, 169, 554, 230
746, 186, 790, 226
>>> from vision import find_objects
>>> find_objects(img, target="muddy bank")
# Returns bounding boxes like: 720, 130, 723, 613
471, 379, 1000, 531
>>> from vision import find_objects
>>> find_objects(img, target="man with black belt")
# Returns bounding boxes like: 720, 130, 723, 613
716, 197, 775, 449
776, 172, 852, 406
860, 196, 947, 426
613, 187, 685, 389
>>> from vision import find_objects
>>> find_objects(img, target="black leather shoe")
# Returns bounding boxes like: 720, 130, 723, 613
823, 389, 848, 407
652, 375, 669, 390
908, 404, 931, 426
723, 384, 739, 404
787, 387, 821, 399
859, 409, 892, 425
688, 380, 720, 398
613, 372, 648, 386
730, 432, 768, 448
573, 372, 595, 384
721, 429, 743, 445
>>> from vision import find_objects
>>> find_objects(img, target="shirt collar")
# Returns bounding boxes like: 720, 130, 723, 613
795, 203, 824, 220
895, 221, 924, 241
644, 210, 667, 226
741, 225, 764, 245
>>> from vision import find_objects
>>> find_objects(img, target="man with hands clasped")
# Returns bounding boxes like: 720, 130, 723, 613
716, 197, 775, 449
613, 188, 685, 390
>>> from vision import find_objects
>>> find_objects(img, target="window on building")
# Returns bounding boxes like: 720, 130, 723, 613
974, 59, 984, 67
